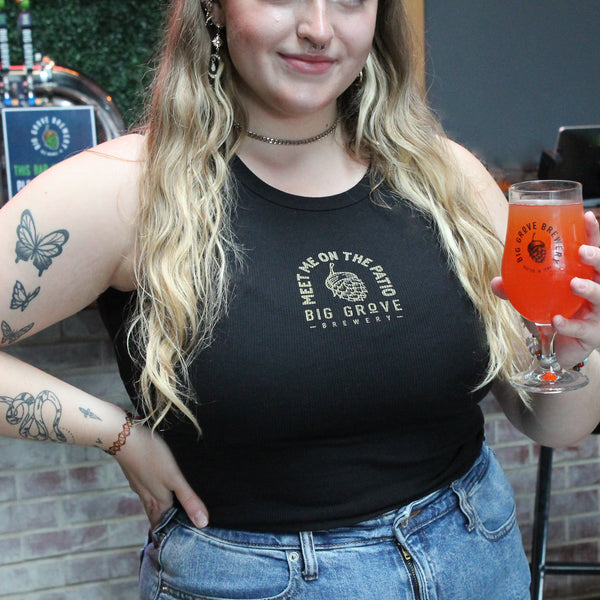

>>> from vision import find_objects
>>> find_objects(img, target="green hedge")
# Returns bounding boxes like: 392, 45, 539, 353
2, 0, 166, 127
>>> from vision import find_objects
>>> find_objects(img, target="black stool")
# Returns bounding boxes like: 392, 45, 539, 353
530, 439, 600, 600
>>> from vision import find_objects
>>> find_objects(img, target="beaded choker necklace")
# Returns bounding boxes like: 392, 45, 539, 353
234, 120, 338, 146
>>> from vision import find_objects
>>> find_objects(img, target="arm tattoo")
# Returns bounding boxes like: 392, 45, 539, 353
10, 280, 40, 312
15, 209, 69, 276
0, 390, 67, 442
79, 407, 102, 421
1, 320, 34, 344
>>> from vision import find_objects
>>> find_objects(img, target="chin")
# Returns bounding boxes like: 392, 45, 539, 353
271, 91, 341, 117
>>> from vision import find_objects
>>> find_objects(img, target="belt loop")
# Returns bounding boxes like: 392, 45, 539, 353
299, 531, 319, 581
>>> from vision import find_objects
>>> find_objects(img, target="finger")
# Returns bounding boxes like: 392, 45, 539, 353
554, 278, 600, 344
173, 480, 209, 528
554, 313, 588, 341
553, 315, 600, 356
570, 276, 600, 308
490, 276, 508, 300
579, 244, 600, 282
584, 211, 600, 247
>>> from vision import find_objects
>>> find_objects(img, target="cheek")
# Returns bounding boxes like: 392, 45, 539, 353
341, 18, 377, 61
225, 21, 269, 65
224, 8, 289, 57
225, 32, 257, 77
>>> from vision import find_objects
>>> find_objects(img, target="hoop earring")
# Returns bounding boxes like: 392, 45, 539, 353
208, 25, 223, 80
357, 69, 364, 85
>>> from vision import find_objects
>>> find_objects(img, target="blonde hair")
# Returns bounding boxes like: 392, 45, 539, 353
132, 0, 526, 428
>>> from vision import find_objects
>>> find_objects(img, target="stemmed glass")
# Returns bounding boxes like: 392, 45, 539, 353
501, 180, 593, 393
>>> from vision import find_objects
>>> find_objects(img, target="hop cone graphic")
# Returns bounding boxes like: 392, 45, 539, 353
325, 263, 368, 302
527, 234, 547, 263
42, 125, 60, 151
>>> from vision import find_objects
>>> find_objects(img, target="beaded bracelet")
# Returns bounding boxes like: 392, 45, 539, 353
573, 359, 588, 372
104, 411, 135, 456
527, 335, 589, 371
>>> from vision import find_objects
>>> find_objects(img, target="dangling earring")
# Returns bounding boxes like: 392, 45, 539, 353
203, 0, 223, 80
208, 25, 223, 79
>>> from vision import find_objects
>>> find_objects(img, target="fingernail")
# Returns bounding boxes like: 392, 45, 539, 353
193, 513, 209, 528
584, 245, 596, 259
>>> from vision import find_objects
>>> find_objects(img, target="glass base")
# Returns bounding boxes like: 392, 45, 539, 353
510, 364, 589, 394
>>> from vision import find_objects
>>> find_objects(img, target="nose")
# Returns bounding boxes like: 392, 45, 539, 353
297, 0, 334, 49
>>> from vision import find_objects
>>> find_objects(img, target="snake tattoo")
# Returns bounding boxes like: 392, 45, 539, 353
0, 390, 67, 442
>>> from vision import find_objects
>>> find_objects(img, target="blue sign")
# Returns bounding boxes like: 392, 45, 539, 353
2, 105, 96, 201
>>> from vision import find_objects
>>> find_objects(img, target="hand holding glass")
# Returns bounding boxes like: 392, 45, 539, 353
501, 180, 593, 393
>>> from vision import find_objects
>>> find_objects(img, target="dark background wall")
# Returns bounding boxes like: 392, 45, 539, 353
2, 0, 164, 127
425, 1, 600, 170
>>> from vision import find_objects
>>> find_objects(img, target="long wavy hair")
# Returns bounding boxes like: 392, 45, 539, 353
131, 0, 526, 429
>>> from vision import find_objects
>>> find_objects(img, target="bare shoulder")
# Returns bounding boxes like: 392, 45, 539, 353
69, 132, 144, 194
4, 133, 145, 279
75, 133, 145, 225
444, 138, 508, 239
88, 132, 146, 163
15, 132, 145, 205
0, 134, 145, 341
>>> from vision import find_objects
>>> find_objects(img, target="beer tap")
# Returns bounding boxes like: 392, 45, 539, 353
0, 0, 11, 106
16, 0, 35, 105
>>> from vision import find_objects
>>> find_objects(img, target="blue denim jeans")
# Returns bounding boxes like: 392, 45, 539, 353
139, 444, 530, 599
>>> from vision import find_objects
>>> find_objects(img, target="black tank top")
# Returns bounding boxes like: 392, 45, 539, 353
98, 157, 489, 532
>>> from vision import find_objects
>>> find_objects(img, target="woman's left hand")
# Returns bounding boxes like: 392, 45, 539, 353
492, 211, 600, 367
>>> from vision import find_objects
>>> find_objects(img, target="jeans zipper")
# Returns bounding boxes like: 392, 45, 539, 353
397, 542, 422, 600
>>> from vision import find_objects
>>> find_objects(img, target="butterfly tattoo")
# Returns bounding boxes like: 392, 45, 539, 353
1, 320, 34, 344
15, 209, 69, 276
10, 281, 40, 312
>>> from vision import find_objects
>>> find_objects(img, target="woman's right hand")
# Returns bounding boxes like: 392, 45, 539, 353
114, 421, 209, 529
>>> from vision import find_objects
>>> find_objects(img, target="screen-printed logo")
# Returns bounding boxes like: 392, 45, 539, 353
296, 250, 403, 330
514, 221, 564, 272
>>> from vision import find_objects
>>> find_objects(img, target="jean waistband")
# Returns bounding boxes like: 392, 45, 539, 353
164, 443, 492, 551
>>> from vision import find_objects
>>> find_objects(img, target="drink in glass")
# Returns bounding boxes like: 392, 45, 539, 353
501, 180, 592, 392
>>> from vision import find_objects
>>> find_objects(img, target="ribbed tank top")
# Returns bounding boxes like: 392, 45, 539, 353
98, 156, 489, 532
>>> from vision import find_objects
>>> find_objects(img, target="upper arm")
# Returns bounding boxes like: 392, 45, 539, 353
445, 139, 509, 241
0, 134, 143, 347
445, 141, 525, 406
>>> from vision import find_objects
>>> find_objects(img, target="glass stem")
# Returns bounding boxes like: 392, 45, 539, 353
537, 324, 558, 370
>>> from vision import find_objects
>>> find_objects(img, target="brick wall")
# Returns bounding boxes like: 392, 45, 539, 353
1, 307, 600, 599
1, 308, 147, 600
484, 395, 600, 599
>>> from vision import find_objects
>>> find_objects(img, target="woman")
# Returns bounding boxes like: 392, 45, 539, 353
1, 0, 599, 598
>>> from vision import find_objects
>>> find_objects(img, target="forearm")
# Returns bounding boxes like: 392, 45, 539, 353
494, 349, 600, 447
0, 350, 132, 451
0, 350, 209, 528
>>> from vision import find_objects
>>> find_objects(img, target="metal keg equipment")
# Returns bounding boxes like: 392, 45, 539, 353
0, 0, 125, 203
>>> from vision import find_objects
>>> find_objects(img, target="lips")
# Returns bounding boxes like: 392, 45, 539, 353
279, 53, 335, 75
